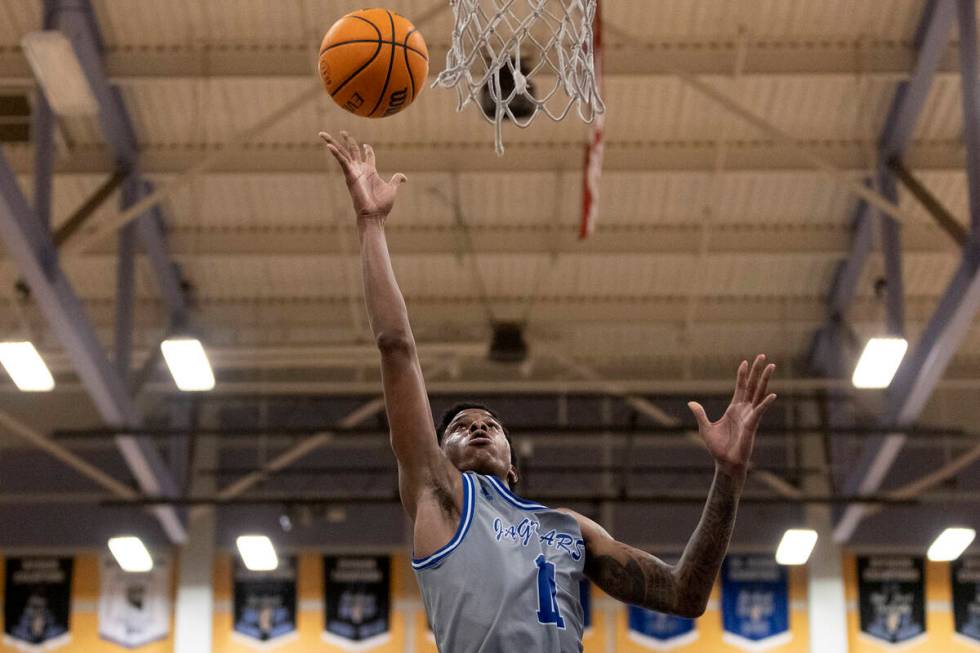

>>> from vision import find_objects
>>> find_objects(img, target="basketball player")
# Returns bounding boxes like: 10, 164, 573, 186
321, 131, 777, 652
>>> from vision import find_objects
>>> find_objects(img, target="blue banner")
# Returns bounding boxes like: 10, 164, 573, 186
627, 606, 697, 650
721, 555, 791, 651
579, 579, 592, 631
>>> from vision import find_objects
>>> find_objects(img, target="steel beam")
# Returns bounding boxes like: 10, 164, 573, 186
114, 220, 135, 379
834, 2, 980, 541
958, 0, 980, 235
878, 170, 905, 335
1, 140, 966, 176
0, 40, 964, 83
889, 157, 970, 245
52, 168, 127, 247
824, 0, 956, 325
32, 93, 53, 228
51, 0, 187, 320
827, 193, 876, 319
835, 245, 980, 540
31, 0, 56, 227
881, 0, 959, 159
125, 178, 187, 322
0, 147, 185, 541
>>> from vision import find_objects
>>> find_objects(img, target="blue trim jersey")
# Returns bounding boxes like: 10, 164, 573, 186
413, 473, 586, 652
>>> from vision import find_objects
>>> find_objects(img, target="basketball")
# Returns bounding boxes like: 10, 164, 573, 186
318, 8, 429, 118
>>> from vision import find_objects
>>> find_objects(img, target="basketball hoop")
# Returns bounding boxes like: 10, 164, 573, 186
435, 0, 605, 154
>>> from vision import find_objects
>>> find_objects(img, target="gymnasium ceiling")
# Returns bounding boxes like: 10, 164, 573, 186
0, 1, 978, 551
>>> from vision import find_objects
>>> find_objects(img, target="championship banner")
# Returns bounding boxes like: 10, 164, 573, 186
952, 555, 980, 644
232, 555, 297, 648
323, 555, 391, 650
98, 554, 171, 648
721, 555, 791, 651
857, 555, 926, 646
3, 557, 73, 651
627, 606, 697, 650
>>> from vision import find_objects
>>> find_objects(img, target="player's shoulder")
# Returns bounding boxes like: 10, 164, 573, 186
554, 508, 612, 541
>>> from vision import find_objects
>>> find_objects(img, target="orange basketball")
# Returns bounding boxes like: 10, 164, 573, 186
318, 8, 429, 118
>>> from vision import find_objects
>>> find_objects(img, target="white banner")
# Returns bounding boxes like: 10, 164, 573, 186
98, 554, 171, 648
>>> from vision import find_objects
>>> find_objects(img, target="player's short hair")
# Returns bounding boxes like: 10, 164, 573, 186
436, 402, 518, 469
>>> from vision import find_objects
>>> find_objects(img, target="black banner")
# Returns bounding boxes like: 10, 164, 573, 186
3, 557, 73, 650
323, 555, 391, 647
232, 556, 297, 645
857, 555, 926, 645
952, 555, 980, 643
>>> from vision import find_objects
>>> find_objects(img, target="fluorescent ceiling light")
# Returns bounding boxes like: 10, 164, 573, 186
927, 527, 975, 562
852, 337, 908, 389
161, 337, 215, 391
775, 528, 818, 565
236, 535, 278, 571
20, 31, 98, 116
108, 536, 154, 572
0, 341, 55, 391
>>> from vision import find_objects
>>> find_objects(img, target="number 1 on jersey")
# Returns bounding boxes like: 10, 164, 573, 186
534, 554, 565, 628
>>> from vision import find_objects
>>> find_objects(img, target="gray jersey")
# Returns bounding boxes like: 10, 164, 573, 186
413, 472, 586, 652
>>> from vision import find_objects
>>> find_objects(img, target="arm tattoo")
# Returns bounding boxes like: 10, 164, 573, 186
585, 543, 679, 613
585, 468, 743, 617
672, 469, 742, 615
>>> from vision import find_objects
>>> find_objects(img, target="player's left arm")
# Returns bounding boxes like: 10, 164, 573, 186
573, 355, 776, 617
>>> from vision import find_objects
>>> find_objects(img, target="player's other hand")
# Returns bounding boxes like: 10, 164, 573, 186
319, 131, 407, 222
687, 354, 776, 477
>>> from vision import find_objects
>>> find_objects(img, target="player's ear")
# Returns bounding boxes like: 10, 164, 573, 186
507, 465, 519, 487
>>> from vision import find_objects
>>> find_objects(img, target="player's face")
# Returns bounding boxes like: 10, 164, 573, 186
441, 409, 516, 484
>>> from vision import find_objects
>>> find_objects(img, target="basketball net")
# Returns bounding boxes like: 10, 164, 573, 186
435, 0, 605, 154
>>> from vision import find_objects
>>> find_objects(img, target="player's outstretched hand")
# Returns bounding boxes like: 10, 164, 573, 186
687, 354, 776, 477
320, 131, 407, 222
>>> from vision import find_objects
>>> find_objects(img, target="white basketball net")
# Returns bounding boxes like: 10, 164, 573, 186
435, 0, 605, 154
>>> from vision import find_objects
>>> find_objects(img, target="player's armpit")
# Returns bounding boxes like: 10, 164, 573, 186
568, 510, 707, 618
377, 340, 460, 519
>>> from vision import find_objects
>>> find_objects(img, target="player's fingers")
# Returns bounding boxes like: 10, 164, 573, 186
748, 393, 777, 429
319, 132, 348, 161
364, 144, 376, 168
390, 173, 408, 186
732, 360, 748, 403
687, 402, 711, 432
342, 131, 362, 162
324, 144, 353, 175
744, 354, 765, 403
753, 363, 775, 406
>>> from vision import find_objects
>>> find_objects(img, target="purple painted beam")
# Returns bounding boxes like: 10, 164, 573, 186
5, 2, 186, 543
32, 93, 53, 227
53, 0, 186, 318
834, 0, 980, 541
835, 244, 980, 540
878, 170, 904, 336
958, 0, 980, 235
0, 148, 185, 542
827, 190, 875, 318
880, 0, 958, 158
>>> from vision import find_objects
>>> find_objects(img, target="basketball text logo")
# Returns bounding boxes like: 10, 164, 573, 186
384, 89, 409, 116
345, 93, 365, 114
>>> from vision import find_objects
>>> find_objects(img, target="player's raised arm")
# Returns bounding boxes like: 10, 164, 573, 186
574, 355, 776, 617
320, 131, 457, 519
